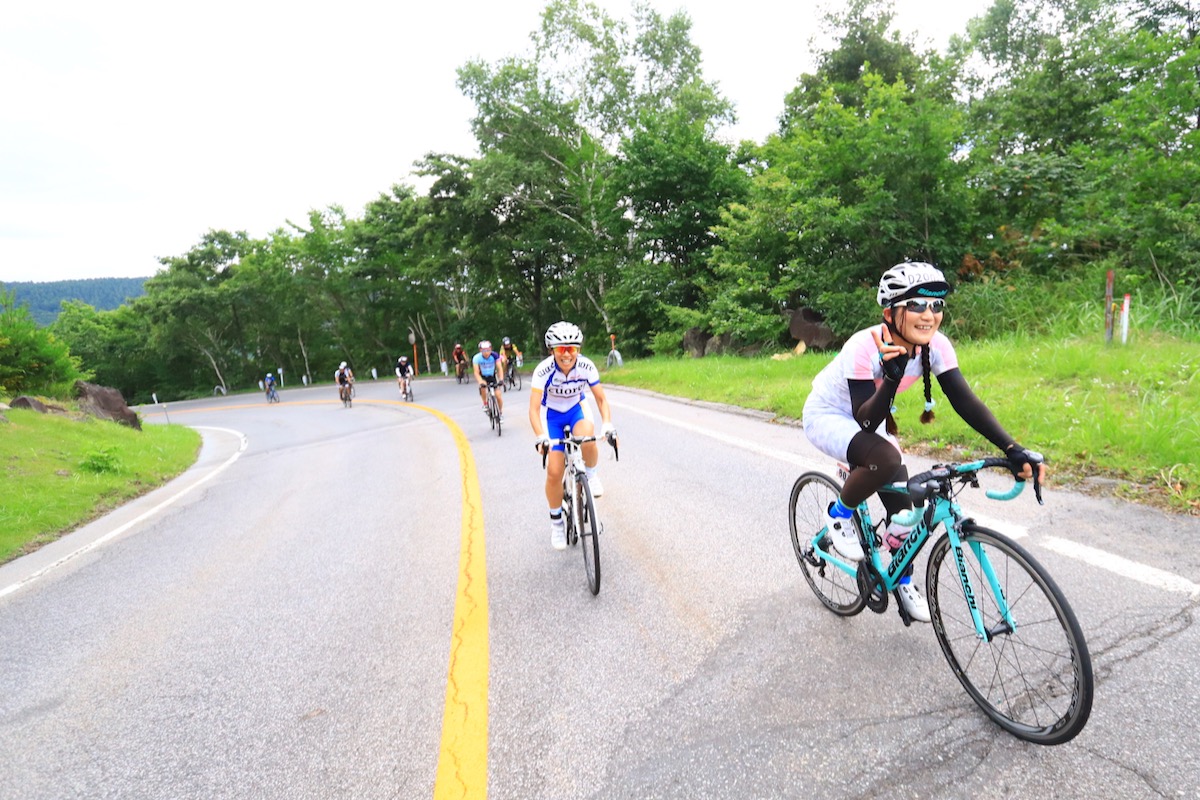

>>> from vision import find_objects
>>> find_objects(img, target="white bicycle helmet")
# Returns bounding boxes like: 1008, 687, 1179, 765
339, 361, 347, 369
877, 262, 951, 307
479, 340, 492, 350
544, 321, 584, 348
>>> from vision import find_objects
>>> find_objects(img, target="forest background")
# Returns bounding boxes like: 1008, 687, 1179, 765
1, 0, 1198, 507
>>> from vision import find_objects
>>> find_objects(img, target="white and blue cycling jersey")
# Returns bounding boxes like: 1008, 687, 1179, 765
532, 354, 600, 411
532, 354, 601, 448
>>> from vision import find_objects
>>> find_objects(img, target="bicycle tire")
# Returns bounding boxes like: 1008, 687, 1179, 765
927, 523, 1093, 745
788, 472, 866, 616
495, 396, 502, 436
577, 473, 601, 595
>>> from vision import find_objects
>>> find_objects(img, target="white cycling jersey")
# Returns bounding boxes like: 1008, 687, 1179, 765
531, 354, 601, 412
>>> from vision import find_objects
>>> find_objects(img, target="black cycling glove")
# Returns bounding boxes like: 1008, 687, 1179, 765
879, 351, 910, 384
1005, 443, 1043, 477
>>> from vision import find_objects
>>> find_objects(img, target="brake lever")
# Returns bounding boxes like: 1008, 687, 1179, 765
606, 432, 619, 461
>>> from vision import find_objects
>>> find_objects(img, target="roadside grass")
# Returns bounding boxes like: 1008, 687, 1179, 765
0, 408, 201, 564
600, 332, 1200, 514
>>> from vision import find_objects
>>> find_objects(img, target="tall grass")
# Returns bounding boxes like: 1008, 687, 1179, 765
946, 264, 1200, 343
602, 332, 1200, 513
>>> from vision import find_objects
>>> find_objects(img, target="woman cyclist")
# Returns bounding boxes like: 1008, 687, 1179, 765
801, 262, 1045, 622
529, 321, 616, 551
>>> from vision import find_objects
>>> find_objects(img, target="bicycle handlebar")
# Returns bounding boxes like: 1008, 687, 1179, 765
896, 456, 1044, 522
539, 426, 618, 468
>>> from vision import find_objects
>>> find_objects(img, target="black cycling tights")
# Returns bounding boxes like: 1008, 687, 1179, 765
843, 431, 911, 518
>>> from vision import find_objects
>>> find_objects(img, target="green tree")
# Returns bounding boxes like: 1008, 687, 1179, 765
0, 290, 88, 396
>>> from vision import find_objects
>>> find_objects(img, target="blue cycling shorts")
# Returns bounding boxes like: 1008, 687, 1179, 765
545, 402, 589, 452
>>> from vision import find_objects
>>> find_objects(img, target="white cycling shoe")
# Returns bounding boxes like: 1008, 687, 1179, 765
550, 517, 567, 551
826, 512, 864, 562
897, 582, 931, 623
588, 473, 604, 498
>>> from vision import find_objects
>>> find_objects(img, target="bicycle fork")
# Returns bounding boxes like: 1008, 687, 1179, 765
946, 522, 1018, 641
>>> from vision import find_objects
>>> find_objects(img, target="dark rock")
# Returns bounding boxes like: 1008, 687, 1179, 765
788, 307, 836, 349
74, 381, 141, 430
682, 327, 707, 358
704, 333, 733, 356
10, 396, 66, 414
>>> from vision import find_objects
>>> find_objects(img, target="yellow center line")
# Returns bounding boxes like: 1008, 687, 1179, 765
424, 403, 489, 800
144, 398, 490, 797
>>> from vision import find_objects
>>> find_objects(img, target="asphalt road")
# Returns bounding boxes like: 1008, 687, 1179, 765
1, 374, 1197, 799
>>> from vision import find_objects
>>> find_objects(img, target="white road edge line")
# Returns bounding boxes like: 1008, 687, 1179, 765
0, 426, 248, 601
1042, 536, 1200, 597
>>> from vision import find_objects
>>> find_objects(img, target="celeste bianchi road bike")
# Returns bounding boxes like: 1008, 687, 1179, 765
788, 457, 1093, 745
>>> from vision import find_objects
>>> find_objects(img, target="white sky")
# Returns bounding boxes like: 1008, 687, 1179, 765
0, 0, 991, 284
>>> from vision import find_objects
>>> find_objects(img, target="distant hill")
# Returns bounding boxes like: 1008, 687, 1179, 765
1, 277, 149, 326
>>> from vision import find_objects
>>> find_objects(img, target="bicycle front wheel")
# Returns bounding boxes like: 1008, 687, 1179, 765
493, 394, 502, 436
577, 474, 600, 595
927, 523, 1093, 745
788, 472, 866, 616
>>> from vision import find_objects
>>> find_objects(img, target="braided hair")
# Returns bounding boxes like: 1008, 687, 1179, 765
920, 344, 936, 425
883, 344, 936, 435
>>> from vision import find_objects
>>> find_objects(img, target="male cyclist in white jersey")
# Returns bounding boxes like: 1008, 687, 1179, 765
528, 321, 616, 550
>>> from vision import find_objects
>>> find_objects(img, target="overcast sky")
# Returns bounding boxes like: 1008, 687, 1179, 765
1, 0, 991, 285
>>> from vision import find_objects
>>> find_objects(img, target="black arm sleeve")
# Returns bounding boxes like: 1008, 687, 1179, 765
936, 368, 1013, 450
849, 378, 897, 432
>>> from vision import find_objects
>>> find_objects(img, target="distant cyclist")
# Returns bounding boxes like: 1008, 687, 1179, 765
473, 340, 505, 417
395, 355, 415, 395
334, 361, 354, 400
452, 343, 469, 381
529, 321, 616, 550
500, 336, 523, 369
264, 372, 277, 400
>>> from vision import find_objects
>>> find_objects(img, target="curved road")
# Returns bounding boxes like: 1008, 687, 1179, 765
1, 375, 1198, 799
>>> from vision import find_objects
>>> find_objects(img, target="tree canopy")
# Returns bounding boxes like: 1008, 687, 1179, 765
8, 0, 1194, 403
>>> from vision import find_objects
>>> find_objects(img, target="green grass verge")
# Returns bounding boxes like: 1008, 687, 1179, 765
0, 408, 201, 564
600, 332, 1200, 514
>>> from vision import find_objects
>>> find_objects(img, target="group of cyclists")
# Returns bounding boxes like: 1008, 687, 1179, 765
309, 262, 1043, 604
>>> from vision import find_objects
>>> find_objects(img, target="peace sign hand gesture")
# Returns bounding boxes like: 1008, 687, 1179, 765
871, 325, 910, 383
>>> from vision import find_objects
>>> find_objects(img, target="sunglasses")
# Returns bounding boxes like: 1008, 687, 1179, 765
553, 345, 580, 356
894, 298, 946, 314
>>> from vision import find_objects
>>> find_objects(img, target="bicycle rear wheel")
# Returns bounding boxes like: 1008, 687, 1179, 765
577, 474, 600, 595
788, 472, 865, 616
927, 523, 1093, 745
